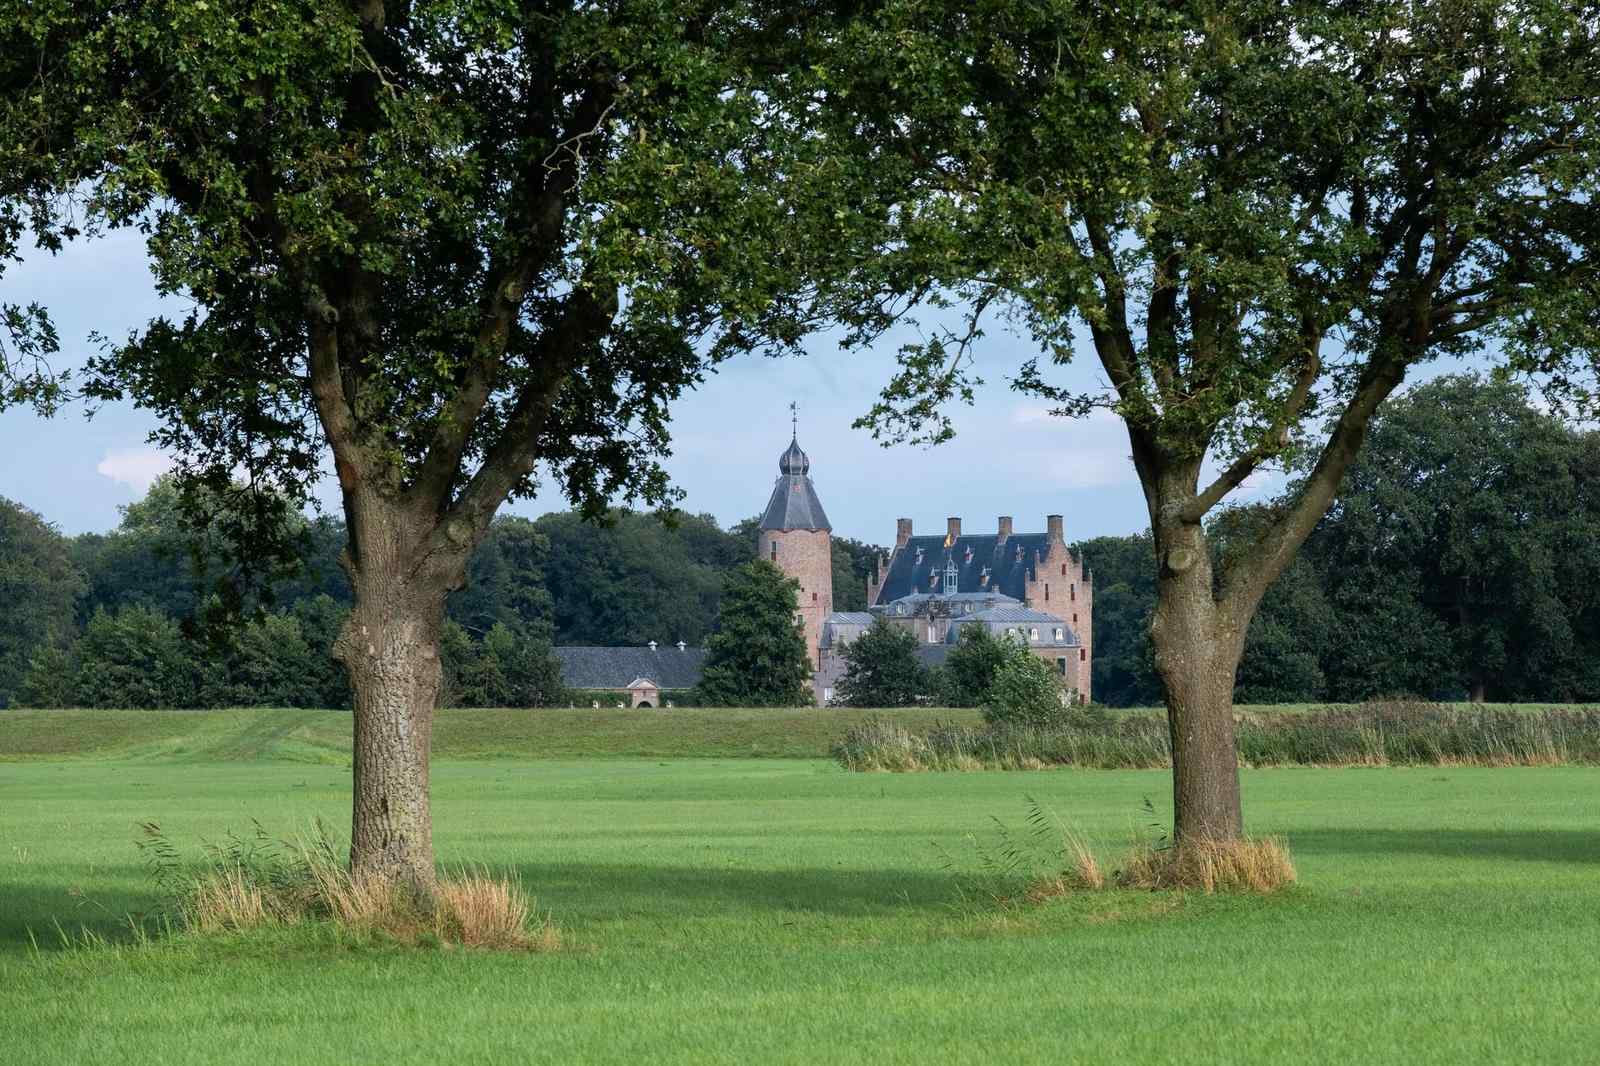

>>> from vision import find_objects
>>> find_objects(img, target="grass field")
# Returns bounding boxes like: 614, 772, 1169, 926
3, 709, 1599, 1064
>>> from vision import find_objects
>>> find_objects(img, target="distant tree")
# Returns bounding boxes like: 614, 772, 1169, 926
17, 643, 73, 708
834, 618, 925, 707
199, 613, 324, 708
1210, 508, 1332, 705
981, 641, 1070, 728
448, 517, 555, 640
695, 561, 813, 707
71, 606, 196, 709
1072, 534, 1161, 708
538, 510, 749, 648
830, 537, 885, 613
936, 625, 1011, 708
1302, 376, 1600, 702
289, 595, 352, 709
0, 497, 83, 706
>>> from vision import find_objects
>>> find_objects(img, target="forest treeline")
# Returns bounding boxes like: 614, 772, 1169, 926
3, 377, 1595, 709
0, 482, 884, 708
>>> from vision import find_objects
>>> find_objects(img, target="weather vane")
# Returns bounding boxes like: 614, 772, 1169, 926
789, 400, 798, 438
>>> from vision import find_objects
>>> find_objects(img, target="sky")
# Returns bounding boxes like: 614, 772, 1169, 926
0, 230, 1271, 546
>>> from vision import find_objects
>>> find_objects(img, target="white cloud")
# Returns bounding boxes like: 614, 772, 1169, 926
96, 447, 174, 493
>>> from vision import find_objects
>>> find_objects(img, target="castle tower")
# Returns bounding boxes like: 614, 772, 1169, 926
758, 426, 833, 672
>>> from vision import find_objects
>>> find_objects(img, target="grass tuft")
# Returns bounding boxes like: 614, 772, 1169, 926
1113, 836, 1296, 894
154, 823, 558, 951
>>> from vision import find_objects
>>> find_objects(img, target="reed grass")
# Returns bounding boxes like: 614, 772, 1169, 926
833, 701, 1600, 771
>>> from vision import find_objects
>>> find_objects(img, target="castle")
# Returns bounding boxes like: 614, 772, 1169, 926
758, 431, 1093, 705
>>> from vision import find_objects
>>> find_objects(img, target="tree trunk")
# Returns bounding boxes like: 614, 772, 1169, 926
1149, 498, 1246, 843
333, 497, 464, 892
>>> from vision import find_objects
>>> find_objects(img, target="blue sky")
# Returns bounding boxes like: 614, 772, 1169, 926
2, 230, 1258, 545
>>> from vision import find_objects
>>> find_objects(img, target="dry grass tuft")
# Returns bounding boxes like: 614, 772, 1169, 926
433, 868, 558, 951
186, 865, 281, 932
1115, 836, 1296, 894
167, 826, 558, 951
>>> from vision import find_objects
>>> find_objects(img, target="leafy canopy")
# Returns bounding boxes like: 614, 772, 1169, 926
694, 560, 813, 707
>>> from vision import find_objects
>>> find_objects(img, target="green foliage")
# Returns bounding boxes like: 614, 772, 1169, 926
0, 497, 82, 706
1071, 534, 1160, 708
70, 606, 198, 710
834, 618, 925, 708
830, 536, 884, 613
981, 641, 1071, 728
536, 510, 752, 648
447, 517, 554, 641
936, 625, 1011, 708
694, 561, 813, 707
443, 622, 567, 709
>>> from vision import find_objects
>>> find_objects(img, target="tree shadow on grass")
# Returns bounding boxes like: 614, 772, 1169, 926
0, 862, 960, 953
505, 862, 957, 922
1286, 828, 1600, 865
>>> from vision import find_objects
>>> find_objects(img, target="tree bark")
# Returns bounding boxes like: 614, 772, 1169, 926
332, 495, 465, 892
1148, 475, 1247, 843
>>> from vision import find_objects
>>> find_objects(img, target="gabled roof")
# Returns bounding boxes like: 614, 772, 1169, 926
950, 608, 1082, 646
873, 532, 1057, 603
553, 646, 707, 690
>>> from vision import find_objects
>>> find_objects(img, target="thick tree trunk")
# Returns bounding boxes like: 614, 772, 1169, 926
1149, 489, 1247, 843
332, 495, 465, 892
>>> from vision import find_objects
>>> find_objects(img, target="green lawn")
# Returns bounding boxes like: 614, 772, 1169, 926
2, 712, 1598, 1064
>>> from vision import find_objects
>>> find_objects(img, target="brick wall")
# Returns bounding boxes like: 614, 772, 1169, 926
761, 527, 833, 681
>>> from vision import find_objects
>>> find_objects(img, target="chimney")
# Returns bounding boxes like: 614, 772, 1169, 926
677, 640, 687, 652
1047, 514, 1064, 543
896, 517, 913, 547
946, 516, 962, 543
997, 516, 1013, 543
648, 640, 658, 651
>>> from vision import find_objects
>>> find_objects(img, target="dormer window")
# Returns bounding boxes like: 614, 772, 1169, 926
944, 560, 959, 593
1029, 627, 1039, 641
1053, 627, 1064, 642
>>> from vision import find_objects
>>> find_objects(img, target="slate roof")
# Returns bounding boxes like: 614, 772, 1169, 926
873, 532, 1056, 603
759, 437, 831, 531
825, 611, 876, 626
553, 646, 707, 690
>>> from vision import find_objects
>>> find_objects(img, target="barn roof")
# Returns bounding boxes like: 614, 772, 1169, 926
553, 646, 707, 690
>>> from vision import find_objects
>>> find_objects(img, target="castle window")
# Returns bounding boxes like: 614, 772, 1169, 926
1061, 564, 1067, 576
944, 560, 958, 592
1029, 627, 1039, 641
1056, 657, 1068, 675
1070, 583, 1076, 601
927, 625, 936, 643
1072, 613, 1077, 625
1045, 583, 1050, 601
812, 592, 817, 603
770, 541, 777, 561
1054, 627, 1064, 642
1080, 648, 1087, 661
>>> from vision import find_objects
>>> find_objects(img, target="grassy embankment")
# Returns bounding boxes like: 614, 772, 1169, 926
3, 708, 1598, 1064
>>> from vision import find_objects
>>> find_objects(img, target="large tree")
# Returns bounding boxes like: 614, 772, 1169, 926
800, 0, 1600, 841
22, 0, 825, 886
